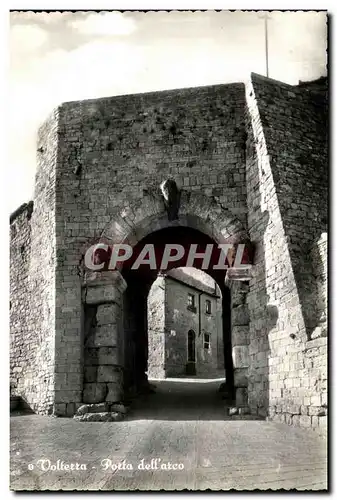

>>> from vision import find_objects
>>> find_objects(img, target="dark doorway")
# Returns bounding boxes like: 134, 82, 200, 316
186, 329, 196, 375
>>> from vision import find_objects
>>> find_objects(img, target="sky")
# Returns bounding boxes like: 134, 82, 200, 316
8, 10, 327, 214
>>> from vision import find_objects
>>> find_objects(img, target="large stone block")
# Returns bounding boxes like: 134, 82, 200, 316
83, 383, 107, 403
234, 368, 248, 387
318, 415, 327, 431
85, 286, 120, 305
97, 365, 121, 383
236, 387, 248, 407
231, 305, 249, 326
99, 347, 119, 365
65, 403, 77, 417
106, 382, 122, 403
299, 415, 312, 428
54, 390, 82, 404
96, 303, 120, 326
86, 324, 118, 347
74, 412, 123, 422
308, 406, 326, 417
53, 403, 66, 416
76, 402, 110, 414
231, 287, 248, 307
84, 270, 127, 292
84, 366, 97, 383
232, 326, 249, 346
85, 347, 118, 366
148, 366, 166, 379
232, 345, 249, 368
67, 373, 82, 388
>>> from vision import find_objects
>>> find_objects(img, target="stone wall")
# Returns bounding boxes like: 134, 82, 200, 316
9, 74, 327, 429
10, 107, 59, 414
148, 275, 166, 378
10, 204, 33, 399
50, 82, 247, 413
251, 73, 328, 340
69, 271, 128, 417
245, 74, 327, 434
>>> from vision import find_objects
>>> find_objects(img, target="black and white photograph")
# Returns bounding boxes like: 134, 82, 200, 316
9, 8, 328, 491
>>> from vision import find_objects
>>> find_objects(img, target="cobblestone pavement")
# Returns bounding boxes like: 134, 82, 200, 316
10, 379, 327, 491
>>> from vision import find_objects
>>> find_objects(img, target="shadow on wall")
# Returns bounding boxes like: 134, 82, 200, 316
253, 76, 328, 344
123, 273, 152, 394
293, 245, 323, 341
306, 233, 327, 341
10, 395, 35, 416
248, 212, 279, 417
245, 118, 278, 418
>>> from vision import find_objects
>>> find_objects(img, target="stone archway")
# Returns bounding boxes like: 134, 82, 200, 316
82, 188, 252, 409
100, 188, 249, 246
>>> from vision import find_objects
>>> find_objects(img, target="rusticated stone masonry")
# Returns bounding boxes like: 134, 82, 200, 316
82, 271, 127, 406
228, 280, 250, 408
10, 73, 327, 435
147, 274, 166, 379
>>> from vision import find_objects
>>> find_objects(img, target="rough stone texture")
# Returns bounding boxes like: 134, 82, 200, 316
229, 281, 250, 406
231, 305, 249, 326
76, 403, 109, 415
74, 411, 123, 422
147, 275, 166, 379
81, 272, 126, 407
252, 75, 327, 342
10, 74, 327, 432
231, 326, 249, 346
83, 383, 107, 404
106, 382, 122, 403
245, 74, 327, 429
50, 81, 248, 416
234, 369, 248, 388
232, 346, 249, 369
235, 388, 249, 408
10, 108, 59, 415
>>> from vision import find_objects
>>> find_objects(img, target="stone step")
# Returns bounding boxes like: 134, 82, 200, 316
74, 411, 123, 422
227, 406, 251, 416
75, 402, 129, 416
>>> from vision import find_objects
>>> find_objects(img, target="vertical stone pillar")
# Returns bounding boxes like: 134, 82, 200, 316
227, 279, 250, 408
147, 274, 166, 379
82, 271, 127, 405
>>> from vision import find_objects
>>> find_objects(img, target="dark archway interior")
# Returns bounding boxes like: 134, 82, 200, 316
121, 226, 234, 399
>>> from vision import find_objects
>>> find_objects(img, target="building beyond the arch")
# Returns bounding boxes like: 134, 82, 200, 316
147, 268, 224, 379
10, 73, 328, 434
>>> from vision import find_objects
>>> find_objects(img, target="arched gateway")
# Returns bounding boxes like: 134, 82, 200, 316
10, 75, 327, 431
81, 189, 252, 410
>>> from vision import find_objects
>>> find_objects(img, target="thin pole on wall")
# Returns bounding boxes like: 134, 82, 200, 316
265, 15, 269, 78
259, 12, 271, 78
